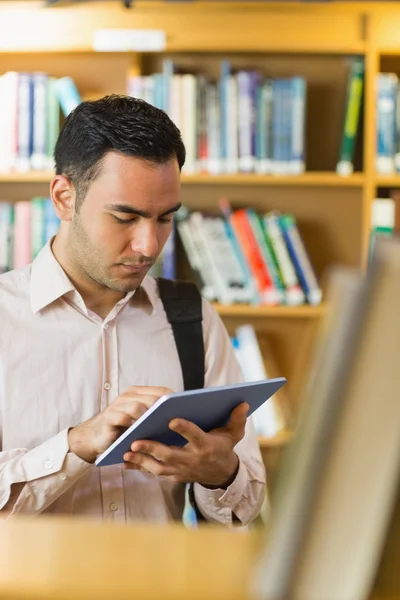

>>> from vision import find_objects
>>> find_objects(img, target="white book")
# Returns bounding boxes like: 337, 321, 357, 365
181, 74, 197, 175
235, 324, 285, 437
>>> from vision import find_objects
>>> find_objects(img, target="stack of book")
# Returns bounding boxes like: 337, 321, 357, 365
0, 198, 60, 272
0, 72, 81, 173
165, 202, 322, 306
128, 60, 307, 176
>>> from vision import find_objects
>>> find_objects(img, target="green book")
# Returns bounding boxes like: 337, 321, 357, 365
336, 57, 365, 176
31, 197, 45, 259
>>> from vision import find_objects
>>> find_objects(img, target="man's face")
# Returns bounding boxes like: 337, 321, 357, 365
68, 152, 181, 293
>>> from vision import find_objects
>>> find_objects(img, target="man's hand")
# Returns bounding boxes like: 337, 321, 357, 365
123, 402, 249, 489
68, 386, 173, 463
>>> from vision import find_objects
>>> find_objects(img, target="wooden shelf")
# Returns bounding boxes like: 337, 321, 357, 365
0, 171, 54, 183
0, 172, 365, 187
375, 175, 400, 188
213, 303, 326, 319
258, 429, 293, 448
181, 173, 365, 186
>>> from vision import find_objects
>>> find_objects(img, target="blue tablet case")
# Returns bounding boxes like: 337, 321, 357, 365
95, 377, 287, 467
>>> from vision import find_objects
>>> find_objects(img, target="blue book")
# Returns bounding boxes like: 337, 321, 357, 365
376, 73, 397, 174
279, 213, 322, 306
161, 222, 176, 279
54, 76, 81, 117
44, 198, 60, 243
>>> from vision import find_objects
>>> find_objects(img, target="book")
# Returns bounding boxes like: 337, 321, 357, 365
252, 237, 400, 600
336, 57, 365, 176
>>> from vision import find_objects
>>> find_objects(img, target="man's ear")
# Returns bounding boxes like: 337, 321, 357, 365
50, 175, 76, 222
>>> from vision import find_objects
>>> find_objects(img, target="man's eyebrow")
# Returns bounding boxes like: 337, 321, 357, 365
104, 203, 182, 218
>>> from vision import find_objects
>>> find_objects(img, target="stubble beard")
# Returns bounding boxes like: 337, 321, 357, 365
69, 214, 146, 293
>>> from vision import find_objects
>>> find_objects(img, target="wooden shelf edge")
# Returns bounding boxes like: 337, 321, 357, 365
213, 302, 327, 318
375, 175, 400, 188
258, 429, 293, 448
181, 172, 365, 186
0, 172, 365, 187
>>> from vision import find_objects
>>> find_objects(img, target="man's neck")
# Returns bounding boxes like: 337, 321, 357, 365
51, 236, 126, 319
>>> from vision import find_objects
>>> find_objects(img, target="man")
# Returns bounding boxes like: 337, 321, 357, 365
0, 95, 266, 525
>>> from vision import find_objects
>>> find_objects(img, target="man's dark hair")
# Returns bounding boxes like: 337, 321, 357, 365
54, 94, 186, 209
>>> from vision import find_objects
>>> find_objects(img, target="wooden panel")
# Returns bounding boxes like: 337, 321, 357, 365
0, 53, 133, 97
144, 53, 364, 172
375, 10, 400, 52
179, 185, 365, 276
0, 1, 366, 54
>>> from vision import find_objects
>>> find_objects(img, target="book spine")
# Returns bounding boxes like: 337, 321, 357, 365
206, 81, 222, 175
31, 197, 45, 259
376, 73, 397, 175
263, 211, 305, 305
175, 206, 215, 301
31, 72, 48, 171
0, 203, 13, 273
46, 77, 60, 170
54, 76, 81, 117
189, 211, 235, 305
231, 209, 279, 305
279, 213, 322, 305
43, 198, 60, 243
181, 74, 197, 175
13, 201, 32, 268
237, 71, 253, 173
336, 57, 365, 176
246, 209, 286, 304
204, 215, 255, 304
290, 76, 307, 175
226, 74, 239, 174
16, 73, 32, 172
161, 222, 176, 280
220, 60, 230, 174
235, 324, 285, 437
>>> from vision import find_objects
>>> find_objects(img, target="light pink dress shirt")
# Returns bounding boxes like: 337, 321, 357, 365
0, 242, 266, 525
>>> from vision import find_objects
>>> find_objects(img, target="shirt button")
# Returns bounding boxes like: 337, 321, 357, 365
104, 382, 111, 391
103, 323, 109, 330
109, 503, 118, 512
60, 473, 67, 481
45, 460, 53, 469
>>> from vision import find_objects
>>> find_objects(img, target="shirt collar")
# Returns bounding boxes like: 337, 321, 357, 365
30, 240, 157, 315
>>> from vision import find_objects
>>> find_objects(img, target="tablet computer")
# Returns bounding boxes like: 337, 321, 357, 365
95, 377, 287, 467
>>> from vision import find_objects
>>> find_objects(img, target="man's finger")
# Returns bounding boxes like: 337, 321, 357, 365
225, 402, 249, 443
130, 440, 186, 463
123, 452, 178, 477
169, 418, 208, 449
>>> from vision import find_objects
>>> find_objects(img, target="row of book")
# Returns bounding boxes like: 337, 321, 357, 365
376, 72, 400, 175
0, 198, 321, 308
171, 202, 322, 306
0, 71, 81, 174
128, 60, 307, 176
0, 199, 60, 273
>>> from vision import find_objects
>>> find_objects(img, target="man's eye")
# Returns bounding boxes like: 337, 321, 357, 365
159, 218, 173, 224
113, 215, 136, 224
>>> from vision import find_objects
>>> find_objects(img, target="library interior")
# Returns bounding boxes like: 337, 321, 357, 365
0, 1, 399, 599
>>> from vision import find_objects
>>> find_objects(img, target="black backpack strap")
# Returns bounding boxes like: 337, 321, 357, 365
157, 278, 205, 391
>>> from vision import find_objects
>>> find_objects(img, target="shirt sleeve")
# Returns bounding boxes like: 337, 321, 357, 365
192, 299, 267, 526
0, 425, 91, 517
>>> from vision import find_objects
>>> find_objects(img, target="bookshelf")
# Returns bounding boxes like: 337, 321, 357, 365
1, 0, 400, 467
